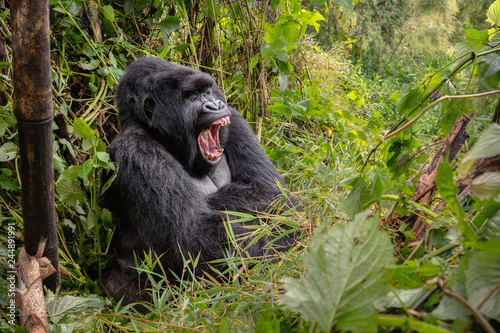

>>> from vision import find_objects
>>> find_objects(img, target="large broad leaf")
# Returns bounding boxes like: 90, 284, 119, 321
397, 85, 424, 117
465, 249, 500, 320
159, 16, 181, 33
265, 15, 301, 47
45, 293, 103, 324
0, 142, 18, 162
487, 0, 500, 26
73, 117, 97, 140
482, 53, 500, 79
341, 177, 367, 219
279, 212, 395, 332
470, 172, 500, 200
101, 5, 115, 22
460, 123, 500, 175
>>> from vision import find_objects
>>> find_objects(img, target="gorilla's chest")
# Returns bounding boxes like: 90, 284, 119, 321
190, 154, 231, 196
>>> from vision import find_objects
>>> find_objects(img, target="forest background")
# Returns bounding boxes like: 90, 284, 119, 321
1, 0, 500, 332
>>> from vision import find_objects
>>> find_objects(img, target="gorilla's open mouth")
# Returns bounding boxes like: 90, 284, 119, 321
198, 115, 231, 162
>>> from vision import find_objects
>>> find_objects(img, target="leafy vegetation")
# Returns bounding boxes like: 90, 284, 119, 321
1, 0, 500, 332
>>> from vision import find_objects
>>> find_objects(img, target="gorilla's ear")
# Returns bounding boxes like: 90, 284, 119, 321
144, 97, 155, 120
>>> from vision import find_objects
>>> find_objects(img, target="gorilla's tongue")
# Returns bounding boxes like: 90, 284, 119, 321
198, 116, 231, 162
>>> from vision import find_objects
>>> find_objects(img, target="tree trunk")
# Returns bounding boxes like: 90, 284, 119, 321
11, 0, 60, 291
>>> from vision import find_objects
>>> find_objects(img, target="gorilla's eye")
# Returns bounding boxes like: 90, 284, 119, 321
144, 97, 155, 119
189, 93, 198, 102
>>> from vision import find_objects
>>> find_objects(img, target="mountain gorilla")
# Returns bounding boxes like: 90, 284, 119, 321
98, 57, 296, 308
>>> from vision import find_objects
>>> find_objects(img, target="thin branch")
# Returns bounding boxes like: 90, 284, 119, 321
383, 90, 500, 140
411, 284, 439, 310
360, 52, 477, 174
438, 278, 495, 333
477, 281, 500, 311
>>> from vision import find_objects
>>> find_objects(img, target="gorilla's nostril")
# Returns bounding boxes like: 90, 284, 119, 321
203, 101, 225, 112
216, 100, 226, 110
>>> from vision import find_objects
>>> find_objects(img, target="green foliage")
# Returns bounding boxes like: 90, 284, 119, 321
1, 0, 500, 332
280, 212, 395, 332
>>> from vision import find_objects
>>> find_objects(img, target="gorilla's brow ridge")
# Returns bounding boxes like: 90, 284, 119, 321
183, 73, 214, 93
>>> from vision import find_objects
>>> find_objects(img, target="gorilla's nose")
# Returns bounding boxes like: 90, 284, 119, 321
203, 100, 226, 113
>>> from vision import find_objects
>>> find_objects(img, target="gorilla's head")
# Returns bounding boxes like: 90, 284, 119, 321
115, 57, 231, 176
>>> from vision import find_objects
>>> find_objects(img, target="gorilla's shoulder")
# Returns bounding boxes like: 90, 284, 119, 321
109, 127, 170, 163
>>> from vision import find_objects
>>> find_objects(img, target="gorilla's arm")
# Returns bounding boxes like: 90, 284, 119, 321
206, 108, 288, 212
225, 108, 284, 186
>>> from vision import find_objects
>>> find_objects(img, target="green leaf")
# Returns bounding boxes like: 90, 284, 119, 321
278, 73, 288, 93
438, 99, 466, 135
101, 5, 115, 22
78, 59, 100, 71
45, 293, 103, 324
432, 295, 469, 320
100, 170, 117, 195
255, 311, 280, 333
278, 60, 294, 74
56, 165, 86, 208
0, 142, 18, 162
173, 43, 190, 53
465, 249, 500, 319
393, 265, 423, 289
342, 177, 367, 219
433, 258, 469, 321
460, 123, 500, 174
397, 85, 423, 116
455, 40, 487, 57
265, 15, 301, 47
78, 159, 93, 184
487, 0, 500, 26
465, 239, 500, 254
370, 173, 383, 202
95, 151, 116, 171
482, 53, 500, 79
466, 29, 489, 42
269, 103, 292, 120
159, 16, 181, 33
73, 118, 96, 140
124, 0, 134, 15
470, 172, 500, 200
419, 260, 444, 277
201, 0, 219, 21
249, 55, 260, 72
385, 289, 427, 309
436, 159, 476, 240
280, 212, 395, 332
292, 10, 326, 33
0, 168, 18, 191
335, 0, 353, 10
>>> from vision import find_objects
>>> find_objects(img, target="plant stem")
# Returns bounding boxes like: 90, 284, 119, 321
438, 279, 496, 333
383, 89, 500, 140
418, 241, 460, 263
378, 314, 453, 333
360, 52, 477, 174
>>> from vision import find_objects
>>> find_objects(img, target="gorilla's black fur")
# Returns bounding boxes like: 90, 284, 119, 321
98, 57, 295, 307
